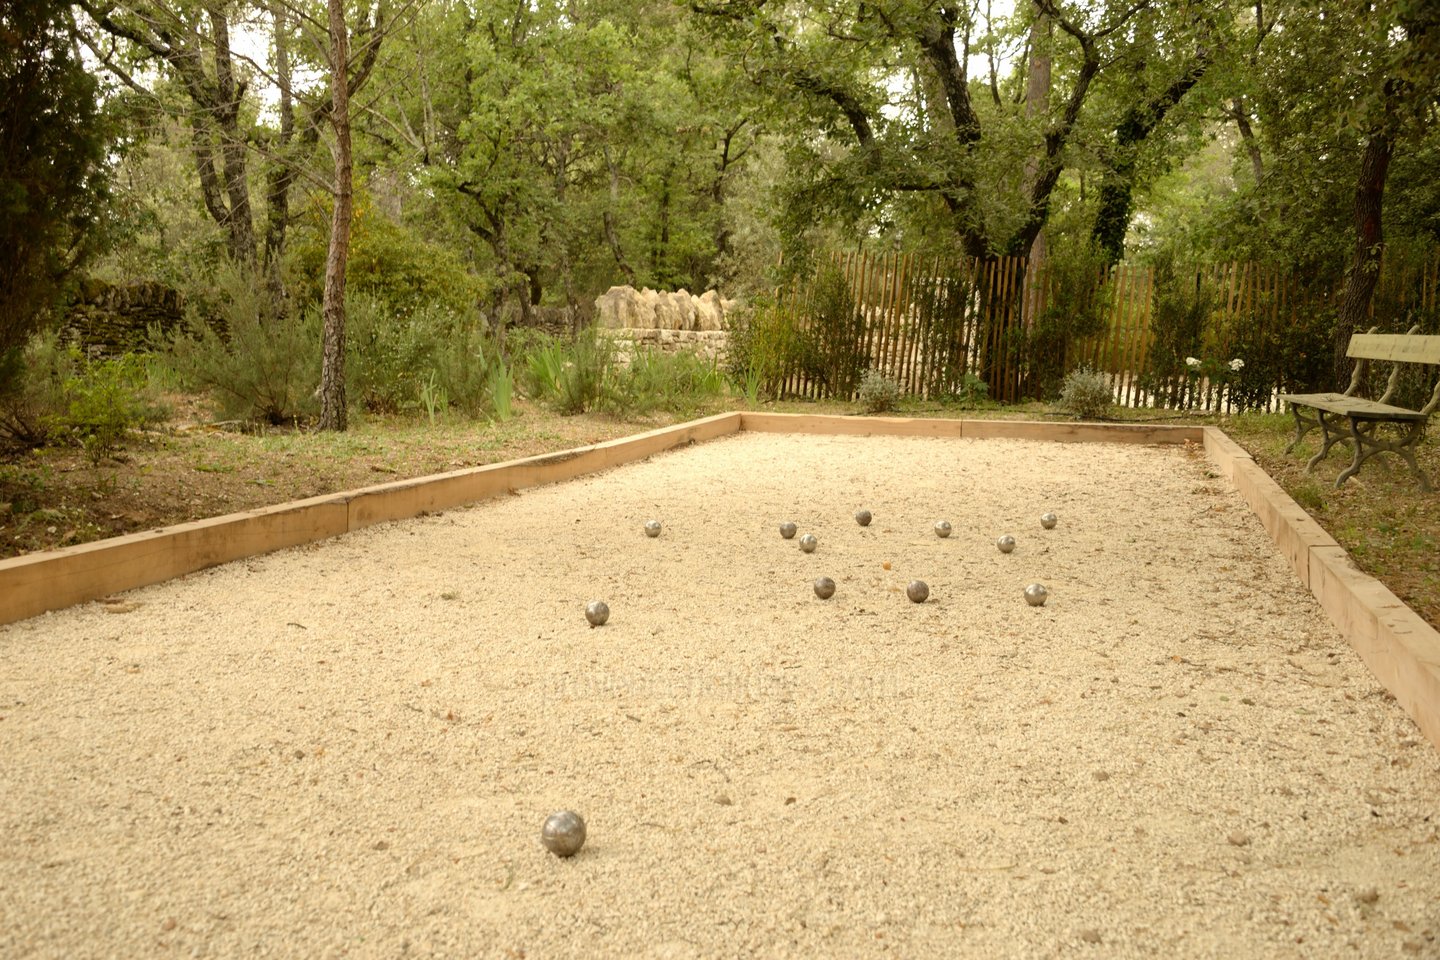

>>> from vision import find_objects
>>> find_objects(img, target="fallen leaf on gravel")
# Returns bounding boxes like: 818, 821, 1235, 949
1227, 832, 1251, 847
104, 602, 142, 614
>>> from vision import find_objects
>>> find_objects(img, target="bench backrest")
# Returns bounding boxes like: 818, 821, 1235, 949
1348, 333, 1440, 365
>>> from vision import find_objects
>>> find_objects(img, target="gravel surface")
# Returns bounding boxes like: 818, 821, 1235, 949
2, 432, 1438, 959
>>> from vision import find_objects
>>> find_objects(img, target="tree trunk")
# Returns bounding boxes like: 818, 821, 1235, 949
1091, 57, 1211, 263
208, 8, 256, 265
603, 149, 637, 286
318, 0, 353, 432
1334, 131, 1394, 385
263, 0, 296, 280
1021, 5, 1051, 337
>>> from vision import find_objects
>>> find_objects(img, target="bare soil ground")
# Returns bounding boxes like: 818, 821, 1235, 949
2, 432, 1436, 958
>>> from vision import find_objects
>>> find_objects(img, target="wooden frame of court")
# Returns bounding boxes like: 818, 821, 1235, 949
4, 411, 1437, 751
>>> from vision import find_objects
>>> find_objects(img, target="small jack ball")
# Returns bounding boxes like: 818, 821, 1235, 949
1024, 583, 1049, 607
854, 509, 872, 527
644, 520, 662, 538
799, 534, 818, 553
779, 522, 798, 539
541, 810, 587, 857
906, 580, 929, 603
934, 520, 952, 538
813, 576, 836, 600
1040, 512, 1058, 530
996, 535, 1017, 554
585, 600, 610, 626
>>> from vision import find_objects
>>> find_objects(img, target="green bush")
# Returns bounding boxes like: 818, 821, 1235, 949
1058, 366, 1114, 419
553, 328, 614, 415
286, 190, 488, 319
57, 352, 167, 463
158, 263, 320, 424
0, 331, 73, 451
916, 273, 975, 400
0, 333, 164, 459
939, 372, 990, 407
607, 347, 725, 417
857, 368, 902, 413
725, 296, 807, 400
1026, 242, 1111, 400
1141, 254, 1216, 408
804, 264, 868, 399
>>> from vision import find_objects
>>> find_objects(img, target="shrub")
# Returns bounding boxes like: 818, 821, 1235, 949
346, 295, 511, 419
0, 331, 73, 451
56, 352, 167, 463
1026, 241, 1111, 400
804, 264, 868, 399
857, 369, 902, 413
554, 328, 614, 415
157, 263, 320, 424
608, 347, 725, 417
1058, 366, 1114, 419
0, 333, 164, 459
286, 190, 488, 319
725, 296, 807, 399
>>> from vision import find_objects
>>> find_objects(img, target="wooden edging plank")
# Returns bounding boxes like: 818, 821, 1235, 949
1202, 426, 1440, 750
739, 412, 1202, 445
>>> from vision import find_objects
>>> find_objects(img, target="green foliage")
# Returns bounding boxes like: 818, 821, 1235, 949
1140, 254, 1217, 407
1057, 366, 1115, 420
57, 353, 166, 465
287, 192, 488, 319
346, 293, 514, 420
513, 327, 722, 417
0, 332, 165, 460
803, 265, 868, 399
940, 372, 991, 408
607, 348, 725, 417
0, 0, 110, 390
0, 332, 73, 452
857, 369, 901, 414
915, 273, 974, 401
1027, 243, 1111, 400
725, 296, 807, 399
158, 264, 321, 425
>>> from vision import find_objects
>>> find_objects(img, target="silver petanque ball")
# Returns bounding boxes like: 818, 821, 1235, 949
1040, 512, 1058, 530
780, 522, 798, 539
1024, 583, 1049, 607
996, 534, 1017, 554
813, 576, 836, 600
906, 580, 929, 603
644, 519, 662, 538
799, 534, 818, 553
584, 600, 610, 627
854, 509, 872, 527
934, 520, 952, 538
541, 810, 587, 857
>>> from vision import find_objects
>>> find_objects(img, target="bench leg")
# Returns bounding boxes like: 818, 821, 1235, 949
1284, 404, 1320, 454
1334, 419, 1433, 491
1303, 410, 1347, 473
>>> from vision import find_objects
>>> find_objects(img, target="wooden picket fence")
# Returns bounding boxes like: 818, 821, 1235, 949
767, 250, 1440, 411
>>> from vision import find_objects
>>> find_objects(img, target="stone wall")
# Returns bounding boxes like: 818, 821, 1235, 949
601, 327, 730, 365
62, 279, 187, 356
593, 285, 734, 364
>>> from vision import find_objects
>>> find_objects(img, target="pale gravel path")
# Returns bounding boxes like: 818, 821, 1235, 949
1, 433, 1438, 959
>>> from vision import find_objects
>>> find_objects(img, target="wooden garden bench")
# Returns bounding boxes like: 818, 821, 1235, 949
1278, 326, 1440, 491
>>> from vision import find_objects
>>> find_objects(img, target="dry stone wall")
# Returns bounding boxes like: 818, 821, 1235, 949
594, 285, 734, 364
62, 279, 187, 356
